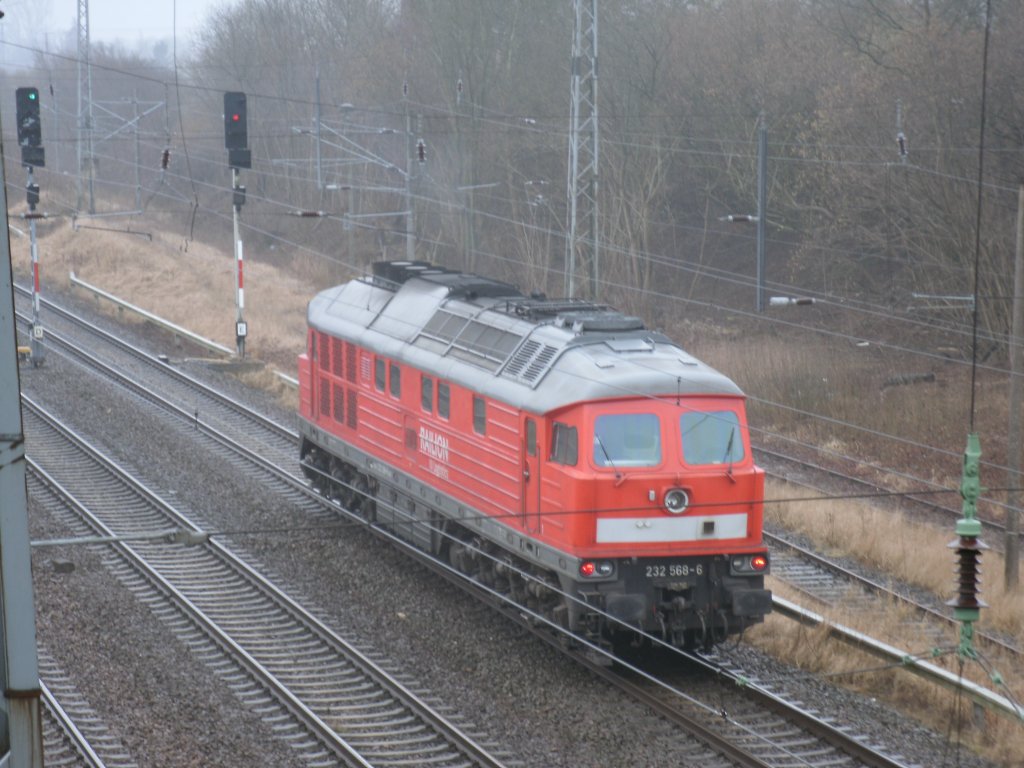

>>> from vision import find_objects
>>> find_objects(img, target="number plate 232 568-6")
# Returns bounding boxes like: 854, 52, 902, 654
644, 563, 703, 580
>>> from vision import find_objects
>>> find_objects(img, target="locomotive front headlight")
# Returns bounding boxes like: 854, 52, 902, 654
579, 560, 615, 578
730, 553, 770, 575
664, 488, 689, 515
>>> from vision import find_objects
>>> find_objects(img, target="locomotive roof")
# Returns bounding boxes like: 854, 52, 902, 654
307, 261, 743, 413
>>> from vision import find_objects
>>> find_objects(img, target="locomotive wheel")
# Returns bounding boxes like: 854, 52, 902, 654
353, 478, 376, 522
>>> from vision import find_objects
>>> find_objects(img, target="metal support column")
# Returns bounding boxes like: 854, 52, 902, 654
565, 0, 600, 299
756, 113, 767, 313
76, 0, 95, 214
25, 168, 44, 365
232, 167, 246, 359
1, 110, 45, 768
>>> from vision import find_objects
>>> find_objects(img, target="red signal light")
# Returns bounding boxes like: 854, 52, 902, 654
751, 555, 767, 571
579, 561, 596, 577
224, 92, 248, 150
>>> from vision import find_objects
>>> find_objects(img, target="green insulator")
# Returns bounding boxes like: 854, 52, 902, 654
957, 620, 978, 661
957, 433, 983, 537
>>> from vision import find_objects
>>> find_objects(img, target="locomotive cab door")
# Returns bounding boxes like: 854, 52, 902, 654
522, 416, 542, 533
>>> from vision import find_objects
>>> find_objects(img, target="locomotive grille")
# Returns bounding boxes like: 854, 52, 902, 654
523, 344, 558, 383
503, 339, 540, 377
501, 340, 560, 385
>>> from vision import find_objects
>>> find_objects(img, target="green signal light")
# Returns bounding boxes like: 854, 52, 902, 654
28, 92, 37, 100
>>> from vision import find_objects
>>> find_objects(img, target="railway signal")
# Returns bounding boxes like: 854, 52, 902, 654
224, 91, 251, 170
223, 91, 247, 149
224, 91, 251, 357
15, 86, 45, 168
15, 87, 41, 146
14, 87, 48, 363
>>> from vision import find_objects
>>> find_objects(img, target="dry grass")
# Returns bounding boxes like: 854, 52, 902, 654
13, 218, 315, 376
689, 330, 980, 493
766, 479, 1023, 639
751, 580, 1024, 766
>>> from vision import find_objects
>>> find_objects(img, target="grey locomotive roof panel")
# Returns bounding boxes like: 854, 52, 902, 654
307, 268, 742, 414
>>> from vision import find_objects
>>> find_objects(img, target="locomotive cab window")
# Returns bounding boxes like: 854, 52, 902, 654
551, 422, 578, 466
593, 413, 661, 467
375, 358, 386, 391
680, 410, 744, 466
421, 376, 433, 413
390, 362, 401, 397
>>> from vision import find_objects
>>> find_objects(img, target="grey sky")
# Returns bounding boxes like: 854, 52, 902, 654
5, 0, 233, 48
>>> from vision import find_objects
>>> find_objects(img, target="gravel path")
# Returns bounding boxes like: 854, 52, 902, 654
19, 286, 1002, 768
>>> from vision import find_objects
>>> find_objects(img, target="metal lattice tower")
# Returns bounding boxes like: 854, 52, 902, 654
564, 0, 599, 299
77, 0, 96, 214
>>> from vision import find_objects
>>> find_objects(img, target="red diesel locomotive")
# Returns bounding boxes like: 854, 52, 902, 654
298, 261, 771, 649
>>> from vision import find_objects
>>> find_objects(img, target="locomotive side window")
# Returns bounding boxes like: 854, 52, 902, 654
438, 381, 451, 419
421, 376, 433, 413
390, 362, 401, 397
375, 358, 386, 391
526, 418, 537, 456
680, 410, 744, 466
551, 422, 578, 466
593, 413, 661, 467
473, 396, 486, 435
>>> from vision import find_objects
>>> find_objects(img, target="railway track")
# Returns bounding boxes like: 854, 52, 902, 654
454, 564, 913, 768
17, 287, 992, 765
24, 396, 511, 768
39, 647, 137, 768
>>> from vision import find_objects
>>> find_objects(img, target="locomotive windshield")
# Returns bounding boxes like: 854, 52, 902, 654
680, 410, 745, 465
593, 413, 661, 467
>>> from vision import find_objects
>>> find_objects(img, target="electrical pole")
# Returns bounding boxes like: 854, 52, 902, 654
76, 0, 95, 214
756, 112, 767, 313
133, 90, 142, 211
1007, 180, 1024, 588
314, 70, 322, 190
565, 0, 599, 299
403, 81, 416, 262
456, 75, 477, 273
341, 102, 355, 259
